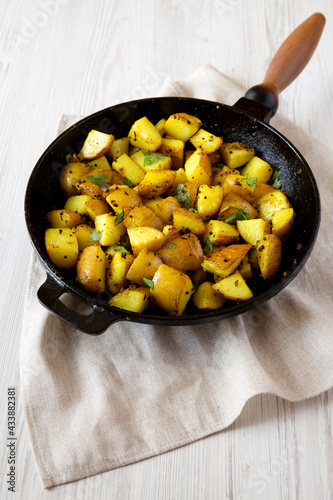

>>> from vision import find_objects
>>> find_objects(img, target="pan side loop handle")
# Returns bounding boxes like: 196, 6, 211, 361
37, 274, 122, 335
243, 12, 326, 121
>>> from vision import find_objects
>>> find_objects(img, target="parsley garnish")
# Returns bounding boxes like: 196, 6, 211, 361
225, 209, 250, 223
143, 278, 154, 290
268, 170, 282, 189
172, 183, 191, 205
188, 207, 198, 214
141, 150, 166, 166
203, 237, 213, 252
114, 245, 130, 254
86, 173, 110, 188
165, 242, 177, 249
88, 229, 103, 242
241, 174, 258, 188
114, 209, 125, 226
123, 178, 133, 188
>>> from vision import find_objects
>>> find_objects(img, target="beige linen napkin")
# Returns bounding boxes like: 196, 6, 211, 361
20, 65, 333, 488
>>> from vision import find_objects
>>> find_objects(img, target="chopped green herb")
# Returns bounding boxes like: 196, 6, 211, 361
88, 229, 103, 242
172, 183, 191, 205
113, 245, 130, 254
123, 177, 133, 188
142, 150, 166, 166
225, 209, 250, 223
143, 278, 154, 290
203, 237, 213, 252
188, 207, 198, 214
86, 173, 110, 188
268, 170, 282, 189
165, 242, 177, 249
241, 174, 258, 188
114, 208, 125, 226
192, 280, 200, 290
214, 163, 226, 169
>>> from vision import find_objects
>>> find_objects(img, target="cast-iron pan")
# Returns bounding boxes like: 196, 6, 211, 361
25, 14, 325, 334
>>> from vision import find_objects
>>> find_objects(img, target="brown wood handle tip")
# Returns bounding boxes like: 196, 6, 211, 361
263, 13, 326, 95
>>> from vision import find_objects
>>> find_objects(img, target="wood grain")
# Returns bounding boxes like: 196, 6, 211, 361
0, 0, 332, 498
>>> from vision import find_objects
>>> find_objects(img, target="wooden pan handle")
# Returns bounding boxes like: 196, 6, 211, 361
243, 13, 325, 120
264, 12, 326, 95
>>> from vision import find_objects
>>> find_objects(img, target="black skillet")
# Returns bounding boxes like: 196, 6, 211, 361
25, 13, 325, 334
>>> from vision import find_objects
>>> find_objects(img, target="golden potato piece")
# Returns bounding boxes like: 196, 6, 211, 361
255, 190, 291, 221
76, 224, 98, 251
76, 244, 106, 293
127, 226, 166, 255
86, 155, 111, 170
78, 130, 114, 161
105, 185, 141, 215
157, 232, 204, 271
112, 153, 145, 185
151, 264, 194, 316
74, 168, 114, 199
189, 128, 223, 154
240, 156, 273, 183
128, 116, 162, 151
192, 281, 226, 311
47, 209, 83, 228
154, 196, 181, 224
45, 228, 79, 269
212, 271, 253, 301
184, 149, 212, 185
173, 208, 206, 237
137, 169, 176, 198
130, 150, 172, 173
256, 234, 282, 279
109, 286, 151, 313
271, 208, 295, 241
204, 220, 239, 245
60, 161, 91, 198
94, 213, 126, 246
222, 174, 256, 203
85, 199, 111, 221
197, 184, 224, 221
236, 218, 270, 246
253, 182, 277, 201
164, 113, 202, 142
218, 193, 258, 222
107, 137, 129, 162
126, 248, 163, 285
158, 137, 185, 169
124, 204, 164, 231
106, 251, 135, 294
202, 244, 252, 279
219, 142, 255, 168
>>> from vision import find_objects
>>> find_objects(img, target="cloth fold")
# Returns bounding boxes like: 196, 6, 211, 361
20, 65, 333, 488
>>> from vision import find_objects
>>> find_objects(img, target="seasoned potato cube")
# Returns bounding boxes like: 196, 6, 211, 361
173, 208, 206, 237
74, 168, 113, 199
170, 168, 188, 188
109, 286, 151, 313
130, 150, 172, 173
255, 190, 291, 221
107, 137, 129, 162
164, 113, 202, 142
64, 194, 93, 215
197, 184, 224, 220
189, 129, 223, 154
240, 156, 273, 183
124, 205, 164, 231
128, 116, 162, 151
45, 228, 79, 269
222, 174, 255, 203
126, 248, 163, 285
253, 182, 277, 201
207, 150, 222, 166
202, 244, 252, 278
271, 208, 295, 241
248, 247, 260, 271
47, 209, 83, 228
212, 165, 238, 186
60, 161, 91, 198
155, 118, 166, 135
193, 281, 226, 311
94, 213, 126, 246
238, 255, 253, 280
142, 196, 164, 210
151, 264, 194, 316
106, 185, 141, 215
112, 153, 145, 185
204, 220, 239, 245
157, 232, 204, 271
219, 142, 255, 168
154, 196, 181, 224
85, 199, 110, 221
256, 234, 282, 279
106, 251, 135, 294
78, 130, 115, 161
184, 149, 212, 185
236, 218, 270, 246
212, 271, 253, 301
76, 224, 97, 251
87, 155, 111, 170
218, 193, 258, 222
158, 137, 185, 169
76, 244, 106, 293
127, 226, 166, 255
137, 169, 176, 198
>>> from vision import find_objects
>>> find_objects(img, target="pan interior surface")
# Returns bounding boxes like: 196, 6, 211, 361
25, 97, 320, 325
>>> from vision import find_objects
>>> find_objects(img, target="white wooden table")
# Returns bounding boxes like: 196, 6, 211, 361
1, 0, 332, 498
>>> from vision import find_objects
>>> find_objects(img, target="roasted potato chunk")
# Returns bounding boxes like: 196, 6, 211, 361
157, 232, 204, 271
137, 169, 176, 198
76, 244, 106, 293
109, 286, 151, 313
45, 228, 79, 269
256, 234, 282, 279
219, 142, 255, 168
189, 129, 222, 154
164, 112, 202, 142
128, 116, 162, 152
126, 248, 163, 285
212, 271, 253, 301
78, 130, 115, 161
192, 281, 226, 311
151, 264, 195, 316
202, 244, 252, 279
